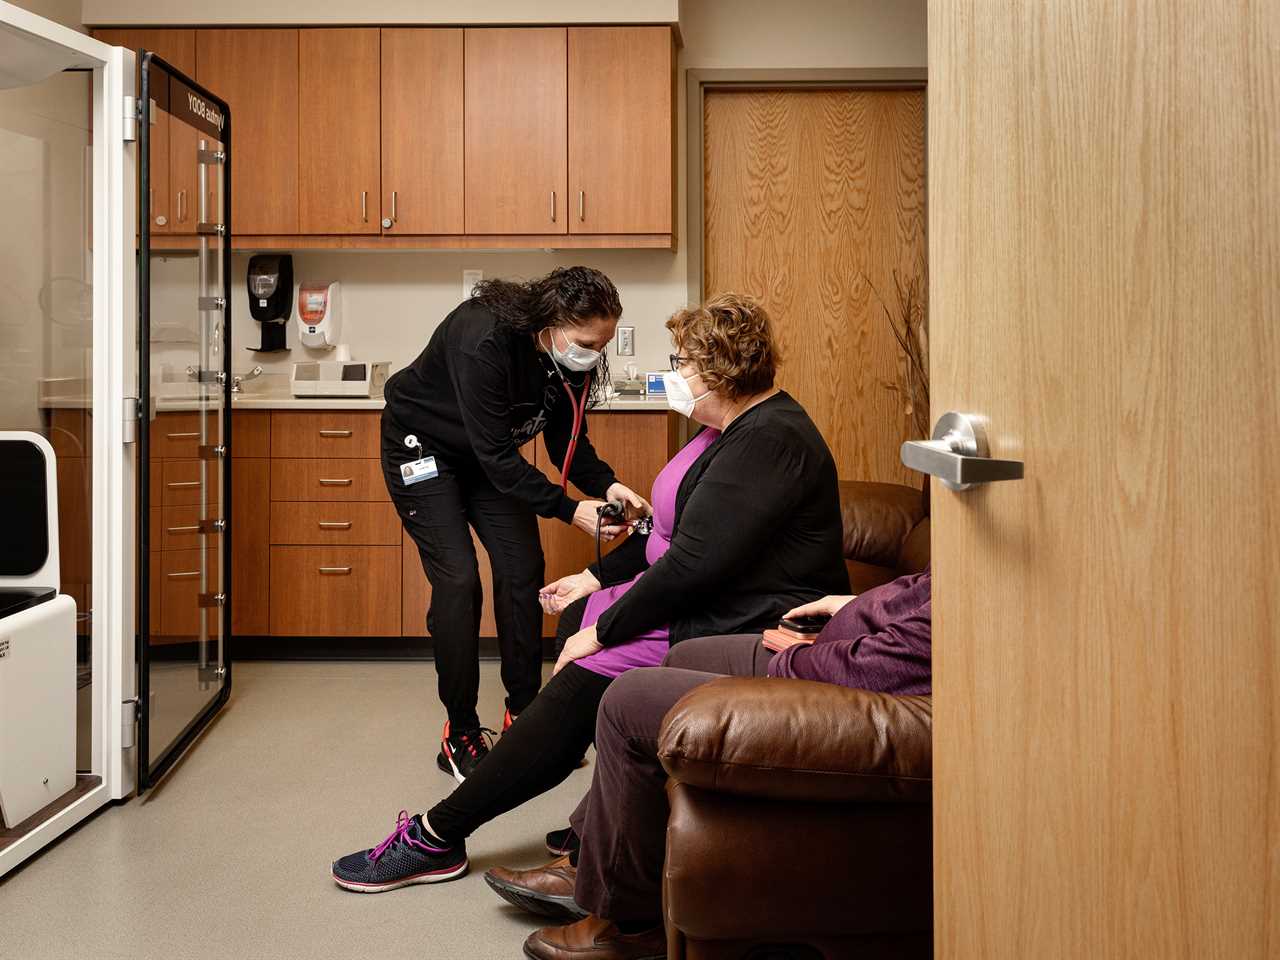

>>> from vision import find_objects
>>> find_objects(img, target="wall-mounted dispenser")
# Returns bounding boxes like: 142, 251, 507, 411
246, 254, 292, 352
296, 281, 342, 350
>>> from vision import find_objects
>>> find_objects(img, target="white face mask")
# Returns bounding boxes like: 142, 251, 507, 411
546, 327, 602, 373
663, 369, 711, 418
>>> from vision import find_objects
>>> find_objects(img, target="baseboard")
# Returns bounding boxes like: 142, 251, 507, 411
231, 635, 560, 661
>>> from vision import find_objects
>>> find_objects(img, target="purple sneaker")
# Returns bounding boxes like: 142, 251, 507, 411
331, 811, 468, 893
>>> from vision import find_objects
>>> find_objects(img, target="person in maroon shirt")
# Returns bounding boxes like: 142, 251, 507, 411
485, 569, 932, 960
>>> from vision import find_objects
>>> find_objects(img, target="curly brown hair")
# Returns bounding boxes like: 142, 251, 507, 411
665, 293, 781, 401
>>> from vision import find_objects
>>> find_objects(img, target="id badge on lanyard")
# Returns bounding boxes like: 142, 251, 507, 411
400, 433, 438, 486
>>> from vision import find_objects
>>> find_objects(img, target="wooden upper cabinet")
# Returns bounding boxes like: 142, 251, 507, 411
380, 29, 464, 235
299, 28, 382, 234
93, 28, 196, 77
464, 28, 568, 235
568, 27, 673, 235
167, 116, 199, 234
196, 30, 300, 235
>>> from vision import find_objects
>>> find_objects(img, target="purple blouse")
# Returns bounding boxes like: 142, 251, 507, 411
575, 428, 721, 679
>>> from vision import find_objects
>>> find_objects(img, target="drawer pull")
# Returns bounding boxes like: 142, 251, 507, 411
167, 480, 201, 489
319, 566, 352, 575
318, 429, 353, 438
318, 478, 353, 486
167, 570, 200, 580
318, 521, 353, 530
166, 524, 200, 534
166, 431, 200, 440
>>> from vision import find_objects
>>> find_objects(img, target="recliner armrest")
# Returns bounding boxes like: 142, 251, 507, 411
658, 676, 932, 804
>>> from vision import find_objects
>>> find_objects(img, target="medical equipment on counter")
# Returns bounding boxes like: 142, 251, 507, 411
290, 358, 391, 398
296, 280, 342, 350
246, 254, 292, 352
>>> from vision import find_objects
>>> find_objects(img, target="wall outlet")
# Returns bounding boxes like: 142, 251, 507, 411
462, 269, 483, 300
617, 325, 635, 356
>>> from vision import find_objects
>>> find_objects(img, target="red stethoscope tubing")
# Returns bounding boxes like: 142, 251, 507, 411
559, 373, 591, 491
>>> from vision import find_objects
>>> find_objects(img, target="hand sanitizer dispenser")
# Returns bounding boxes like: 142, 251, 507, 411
297, 281, 342, 350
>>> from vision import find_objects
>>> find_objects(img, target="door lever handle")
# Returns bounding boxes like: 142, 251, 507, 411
901, 411, 1024, 491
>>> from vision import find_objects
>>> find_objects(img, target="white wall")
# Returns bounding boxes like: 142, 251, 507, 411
101, 0, 928, 386
10, 0, 86, 31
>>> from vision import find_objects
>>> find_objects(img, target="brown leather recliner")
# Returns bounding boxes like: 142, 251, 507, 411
658, 480, 933, 960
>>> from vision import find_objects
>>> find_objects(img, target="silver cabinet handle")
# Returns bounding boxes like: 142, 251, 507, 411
318, 478, 353, 486
166, 480, 201, 489
166, 524, 200, 534
319, 566, 352, 575
167, 431, 200, 440
901, 411, 1024, 492
318, 429, 352, 438
361, 191, 368, 222
550, 190, 556, 223
579, 190, 585, 222
167, 570, 200, 580
177, 189, 185, 223
392, 190, 398, 222
318, 521, 352, 530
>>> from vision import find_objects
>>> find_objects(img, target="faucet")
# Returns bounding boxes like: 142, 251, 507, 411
232, 365, 264, 394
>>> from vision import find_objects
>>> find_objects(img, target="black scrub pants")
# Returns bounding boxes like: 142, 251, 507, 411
382, 421, 545, 732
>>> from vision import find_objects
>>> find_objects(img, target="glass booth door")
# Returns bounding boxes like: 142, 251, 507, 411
137, 53, 231, 789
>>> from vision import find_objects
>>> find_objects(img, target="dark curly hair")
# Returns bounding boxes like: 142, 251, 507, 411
471, 266, 620, 401
666, 293, 780, 401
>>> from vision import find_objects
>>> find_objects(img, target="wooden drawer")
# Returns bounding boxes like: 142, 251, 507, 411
158, 545, 221, 640
158, 504, 218, 551
271, 501, 400, 545
151, 412, 207, 459
270, 458, 388, 502
269, 545, 400, 636
161, 459, 222, 506
270, 410, 380, 459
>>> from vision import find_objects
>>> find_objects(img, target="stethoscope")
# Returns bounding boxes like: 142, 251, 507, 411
546, 355, 591, 492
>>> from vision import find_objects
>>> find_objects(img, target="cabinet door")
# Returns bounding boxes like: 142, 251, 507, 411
568, 27, 673, 234
380, 28, 464, 235
93, 29, 195, 235
464, 28, 567, 235
299, 28, 381, 234
168, 116, 199, 234
196, 29, 300, 235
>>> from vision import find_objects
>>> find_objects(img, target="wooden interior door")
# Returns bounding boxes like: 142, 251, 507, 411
380, 28, 464, 235
703, 88, 926, 484
929, 2, 1279, 958
298, 28, 381, 234
196, 29, 300, 235
464, 27, 568, 235
568, 27, 672, 234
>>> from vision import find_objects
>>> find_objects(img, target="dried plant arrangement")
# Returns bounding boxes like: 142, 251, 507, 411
865, 268, 929, 440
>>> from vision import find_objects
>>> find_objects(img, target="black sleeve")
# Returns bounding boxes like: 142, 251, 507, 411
542, 393, 617, 499
450, 338, 578, 523
587, 532, 650, 587
594, 430, 807, 647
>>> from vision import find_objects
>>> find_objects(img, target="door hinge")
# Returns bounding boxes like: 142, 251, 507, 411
121, 697, 138, 749
122, 95, 139, 142
198, 444, 227, 461
198, 592, 226, 609
123, 396, 139, 444
198, 296, 226, 311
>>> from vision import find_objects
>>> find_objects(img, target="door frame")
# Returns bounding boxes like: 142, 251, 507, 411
685, 67, 928, 310
0, 2, 136, 877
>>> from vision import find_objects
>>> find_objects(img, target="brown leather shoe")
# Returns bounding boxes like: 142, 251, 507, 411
523, 915, 665, 960
484, 855, 587, 922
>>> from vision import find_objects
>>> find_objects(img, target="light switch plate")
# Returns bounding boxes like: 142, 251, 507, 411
462, 269, 483, 301
617, 325, 635, 356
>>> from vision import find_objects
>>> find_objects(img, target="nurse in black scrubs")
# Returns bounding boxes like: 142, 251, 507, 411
381, 266, 649, 783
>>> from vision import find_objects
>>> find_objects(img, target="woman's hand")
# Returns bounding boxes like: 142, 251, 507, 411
784, 595, 857, 620
553, 624, 603, 676
606, 481, 653, 522
572, 501, 628, 541
538, 569, 602, 615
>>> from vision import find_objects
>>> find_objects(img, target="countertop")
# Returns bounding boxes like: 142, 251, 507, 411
231, 391, 669, 412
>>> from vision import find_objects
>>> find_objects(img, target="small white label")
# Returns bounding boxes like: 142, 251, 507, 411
258, 298, 268, 307
400, 456, 438, 486
0, 637, 9, 660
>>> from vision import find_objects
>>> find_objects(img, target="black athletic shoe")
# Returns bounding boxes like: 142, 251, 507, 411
437, 721, 494, 784
545, 826, 580, 858
331, 811, 468, 893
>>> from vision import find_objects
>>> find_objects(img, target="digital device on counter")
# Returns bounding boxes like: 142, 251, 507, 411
291, 359, 390, 398
296, 280, 342, 349
245, 254, 291, 352
645, 372, 667, 397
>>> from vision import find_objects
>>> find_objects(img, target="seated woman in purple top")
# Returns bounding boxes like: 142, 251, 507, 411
494, 570, 932, 958
331, 293, 850, 895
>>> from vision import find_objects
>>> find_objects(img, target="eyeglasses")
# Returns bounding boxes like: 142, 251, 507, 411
669, 354, 692, 372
